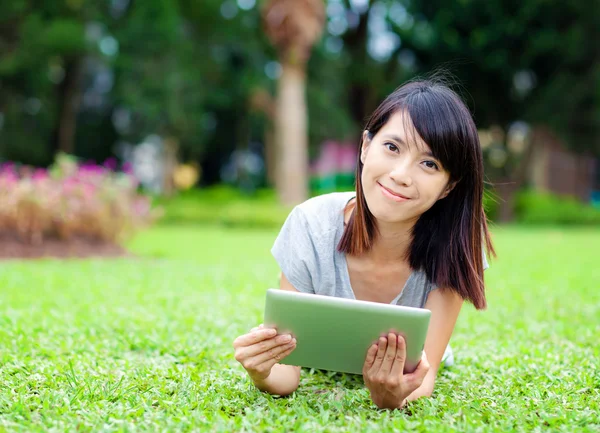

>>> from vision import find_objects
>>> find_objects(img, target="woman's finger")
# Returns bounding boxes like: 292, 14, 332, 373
238, 333, 293, 359
233, 328, 277, 348
370, 337, 388, 373
390, 334, 407, 378
253, 340, 297, 372
378, 332, 397, 375
404, 350, 430, 391
412, 351, 430, 378
251, 337, 296, 366
362, 343, 379, 374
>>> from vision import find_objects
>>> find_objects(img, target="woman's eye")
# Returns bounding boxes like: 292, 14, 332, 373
423, 160, 439, 170
384, 142, 399, 153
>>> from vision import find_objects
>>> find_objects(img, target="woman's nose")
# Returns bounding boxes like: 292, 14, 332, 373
389, 161, 413, 187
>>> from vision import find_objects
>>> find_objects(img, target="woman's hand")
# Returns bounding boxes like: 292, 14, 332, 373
233, 324, 297, 383
362, 332, 430, 410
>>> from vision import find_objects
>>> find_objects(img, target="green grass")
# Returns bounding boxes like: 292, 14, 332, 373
0, 225, 599, 432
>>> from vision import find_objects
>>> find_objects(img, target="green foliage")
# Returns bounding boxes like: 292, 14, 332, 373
159, 186, 600, 228
41, 19, 86, 54
515, 190, 600, 226
156, 186, 291, 228
0, 3, 102, 166
0, 0, 598, 176
401, 0, 600, 154
0, 226, 598, 430
483, 188, 500, 222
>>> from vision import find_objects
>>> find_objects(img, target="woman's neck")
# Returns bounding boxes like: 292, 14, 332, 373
344, 198, 415, 265
366, 219, 414, 265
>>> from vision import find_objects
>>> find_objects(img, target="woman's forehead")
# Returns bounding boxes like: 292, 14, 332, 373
377, 111, 432, 154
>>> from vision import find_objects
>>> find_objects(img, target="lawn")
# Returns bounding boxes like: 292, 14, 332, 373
0, 225, 599, 432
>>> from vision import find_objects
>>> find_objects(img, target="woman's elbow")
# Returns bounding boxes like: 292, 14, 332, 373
407, 382, 435, 402
256, 381, 299, 397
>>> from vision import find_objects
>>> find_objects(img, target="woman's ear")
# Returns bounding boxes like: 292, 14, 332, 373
360, 130, 372, 164
440, 180, 457, 199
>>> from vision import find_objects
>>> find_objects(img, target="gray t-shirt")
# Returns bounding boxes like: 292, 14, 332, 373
271, 191, 488, 308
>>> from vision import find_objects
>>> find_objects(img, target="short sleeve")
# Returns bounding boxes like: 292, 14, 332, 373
271, 207, 317, 294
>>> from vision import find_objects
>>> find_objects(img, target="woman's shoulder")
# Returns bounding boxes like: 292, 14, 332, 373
293, 191, 355, 231
295, 191, 355, 216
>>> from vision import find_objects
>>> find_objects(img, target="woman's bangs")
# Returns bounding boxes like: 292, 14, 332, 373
404, 94, 465, 179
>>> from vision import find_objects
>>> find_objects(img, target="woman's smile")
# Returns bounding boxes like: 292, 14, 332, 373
377, 182, 411, 202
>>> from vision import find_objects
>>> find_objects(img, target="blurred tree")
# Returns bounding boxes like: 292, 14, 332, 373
0, 1, 100, 163
110, 0, 205, 154
392, 0, 600, 215
312, 0, 597, 214
392, 0, 600, 155
261, 0, 326, 205
1, 0, 598, 208
177, 0, 276, 185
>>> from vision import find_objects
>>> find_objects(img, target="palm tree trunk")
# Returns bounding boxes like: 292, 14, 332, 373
56, 57, 83, 155
275, 60, 308, 205
264, 125, 277, 186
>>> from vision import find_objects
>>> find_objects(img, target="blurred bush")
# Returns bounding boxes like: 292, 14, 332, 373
159, 185, 600, 229
515, 190, 600, 225
0, 153, 159, 245
483, 188, 500, 222
156, 186, 290, 229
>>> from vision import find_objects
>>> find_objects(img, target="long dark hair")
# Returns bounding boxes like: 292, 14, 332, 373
337, 79, 495, 310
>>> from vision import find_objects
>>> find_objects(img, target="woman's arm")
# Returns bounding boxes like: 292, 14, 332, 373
250, 273, 302, 396
405, 288, 464, 402
252, 363, 301, 396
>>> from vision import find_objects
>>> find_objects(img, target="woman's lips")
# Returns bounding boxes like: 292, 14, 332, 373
378, 182, 410, 202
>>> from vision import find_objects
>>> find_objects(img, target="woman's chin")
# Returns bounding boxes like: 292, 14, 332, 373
368, 205, 405, 224
365, 201, 416, 225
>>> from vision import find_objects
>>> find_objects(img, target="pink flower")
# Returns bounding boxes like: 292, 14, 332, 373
82, 183, 96, 200
0, 162, 16, 174
122, 161, 133, 175
32, 168, 48, 181
0, 172, 18, 185
103, 157, 118, 171
132, 197, 150, 217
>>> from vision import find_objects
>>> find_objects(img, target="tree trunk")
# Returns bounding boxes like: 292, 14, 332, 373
162, 136, 179, 197
343, 8, 370, 127
275, 61, 308, 205
495, 181, 518, 223
495, 126, 540, 222
56, 57, 83, 155
264, 125, 277, 186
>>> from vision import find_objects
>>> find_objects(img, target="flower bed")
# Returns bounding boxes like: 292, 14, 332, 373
0, 154, 158, 258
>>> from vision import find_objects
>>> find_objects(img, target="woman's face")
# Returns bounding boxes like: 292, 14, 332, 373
360, 111, 454, 225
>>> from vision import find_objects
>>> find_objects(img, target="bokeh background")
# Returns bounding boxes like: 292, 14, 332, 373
1, 3, 599, 430
1, 0, 599, 254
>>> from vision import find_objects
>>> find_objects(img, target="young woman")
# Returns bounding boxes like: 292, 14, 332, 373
233, 79, 495, 410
